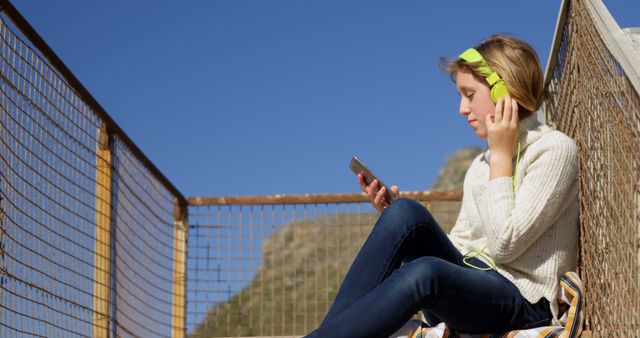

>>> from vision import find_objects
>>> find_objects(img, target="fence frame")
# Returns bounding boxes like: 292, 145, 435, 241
187, 191, 462, 207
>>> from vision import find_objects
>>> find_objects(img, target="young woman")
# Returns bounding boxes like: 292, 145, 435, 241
304, 35, 579, 337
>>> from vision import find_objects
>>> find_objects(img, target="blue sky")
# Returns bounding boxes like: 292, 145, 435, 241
10, 1, 640, 198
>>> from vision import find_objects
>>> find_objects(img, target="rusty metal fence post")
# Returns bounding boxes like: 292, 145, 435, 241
173, 199, 189, 338
92, 123, 114, 337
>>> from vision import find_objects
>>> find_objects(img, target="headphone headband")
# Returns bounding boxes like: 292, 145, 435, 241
459, 48, 493, 77
458, 48, 509, 103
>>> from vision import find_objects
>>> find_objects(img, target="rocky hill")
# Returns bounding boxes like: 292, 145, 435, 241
188, 147, 483, 337
431, 147, 483, 191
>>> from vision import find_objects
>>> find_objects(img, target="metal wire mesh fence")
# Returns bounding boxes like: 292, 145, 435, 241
0, 16, 100, 337
544, 0, 640, 335
0, 2, 188, 337
110, 136, 186, 337
2, 0, 639, 336
185, 192, 462, 337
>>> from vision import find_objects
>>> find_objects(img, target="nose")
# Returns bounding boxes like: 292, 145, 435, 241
459, 98, 470, 116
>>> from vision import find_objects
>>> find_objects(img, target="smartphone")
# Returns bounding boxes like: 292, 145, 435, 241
349, 156, 397, 202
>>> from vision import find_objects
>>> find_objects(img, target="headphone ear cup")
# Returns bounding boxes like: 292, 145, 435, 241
490, 81, 509, 103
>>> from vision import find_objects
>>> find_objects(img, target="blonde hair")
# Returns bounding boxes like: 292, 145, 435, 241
440, 34, 544, 119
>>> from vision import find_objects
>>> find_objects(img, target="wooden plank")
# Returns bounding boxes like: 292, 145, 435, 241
92, 123, 112, 338
171, 200, 188, 338
586, 0, 640, 95
187, 190, 463, 206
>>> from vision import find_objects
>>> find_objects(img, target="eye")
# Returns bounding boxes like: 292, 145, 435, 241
466, 92, 474, 99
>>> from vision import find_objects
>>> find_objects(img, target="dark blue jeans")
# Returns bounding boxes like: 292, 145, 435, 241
304, 198, 552, 338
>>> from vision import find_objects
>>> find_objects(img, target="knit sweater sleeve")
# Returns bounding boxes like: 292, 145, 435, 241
472, 134, 579, 263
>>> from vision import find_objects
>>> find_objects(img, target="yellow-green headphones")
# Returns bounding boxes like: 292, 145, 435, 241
458, 48, 509, 103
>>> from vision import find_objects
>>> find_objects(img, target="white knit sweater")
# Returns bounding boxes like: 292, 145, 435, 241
447, 112, 580, 325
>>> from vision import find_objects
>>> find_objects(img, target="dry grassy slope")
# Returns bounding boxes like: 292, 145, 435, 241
188, 212, 379, 337
188, 147, 483, 337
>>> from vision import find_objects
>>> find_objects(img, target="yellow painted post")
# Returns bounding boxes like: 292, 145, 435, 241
92, 123, 113, 338
172, 199, 188, 338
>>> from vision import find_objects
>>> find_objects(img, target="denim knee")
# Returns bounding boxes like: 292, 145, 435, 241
385, 256, 448, 308
377, 198, 437, 234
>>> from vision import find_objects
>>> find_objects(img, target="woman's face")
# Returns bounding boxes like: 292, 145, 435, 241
455, 69, 495, 140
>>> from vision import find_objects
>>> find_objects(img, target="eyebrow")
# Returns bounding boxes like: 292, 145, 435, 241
456, 85, 475, 94
457, 85, 475, 92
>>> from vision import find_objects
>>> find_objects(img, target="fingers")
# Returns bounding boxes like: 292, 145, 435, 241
510, 97, 519, 126
366, 179, 379, 200
486, 95, 519, 157
357, 173, 367, 191
494, 96, 504, 122
493, 95, 519, 127
503, 95, 512, 123
374, 186, 386, 208
357, 173, 398, 212
485, 111, 494, 128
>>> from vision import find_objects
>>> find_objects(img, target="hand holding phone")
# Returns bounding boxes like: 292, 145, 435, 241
349, 157, 398, 210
